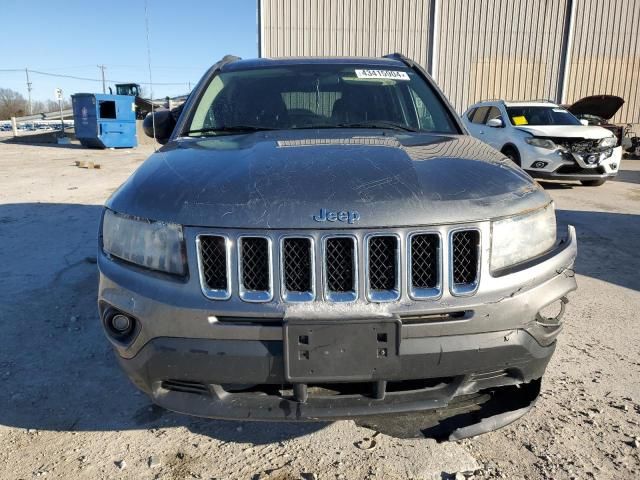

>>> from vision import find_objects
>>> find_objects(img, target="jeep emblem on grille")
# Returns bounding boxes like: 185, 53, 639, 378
313, 208, 360, 224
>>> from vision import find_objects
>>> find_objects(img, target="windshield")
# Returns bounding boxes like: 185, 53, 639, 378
505, 106, 581, 126
184, 64, 459, 135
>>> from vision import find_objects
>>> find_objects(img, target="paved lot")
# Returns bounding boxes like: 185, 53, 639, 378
0, 139, 638, 479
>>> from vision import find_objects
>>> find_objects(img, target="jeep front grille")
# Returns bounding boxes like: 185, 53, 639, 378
409, 233, 440, 299
451, 229, 480, 295
281, 237, 315, 302
324, 237, 357, 301
197, 235, 230, 300
196, 226, 483, 303
239, 236, 272, 302
366, 235, 399, 301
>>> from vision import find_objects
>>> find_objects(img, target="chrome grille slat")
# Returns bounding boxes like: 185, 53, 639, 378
324, 236, 358, 302
197, 235, 231, 300
238, 236, 273, 302
366, 234, 400, 302
450, 229, 481, 296
409, 232, 441, 299
281, 237, 315, 302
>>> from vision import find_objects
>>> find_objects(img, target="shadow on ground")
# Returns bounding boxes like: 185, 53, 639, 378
0, 129, 81, 147
0, 202, 325, 443
0, 202, 637, 443
557, 209, 640, 292
611, 167, 640, 185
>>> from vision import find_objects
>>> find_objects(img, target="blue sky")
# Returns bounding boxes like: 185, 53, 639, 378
0, 0, 258, 102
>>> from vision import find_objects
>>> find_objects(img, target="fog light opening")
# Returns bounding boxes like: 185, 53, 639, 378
103, 308, 138, 342
111, 314, 132, 333
536, 297, 568, 327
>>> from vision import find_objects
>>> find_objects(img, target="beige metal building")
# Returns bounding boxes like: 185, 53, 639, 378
258, 0, 640, 124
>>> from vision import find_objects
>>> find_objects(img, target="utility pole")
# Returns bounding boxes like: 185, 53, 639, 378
25, 68, 33, 115
97, 64, 107, 93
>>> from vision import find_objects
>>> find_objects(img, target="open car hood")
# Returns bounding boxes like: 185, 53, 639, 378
567, 95, 624, 120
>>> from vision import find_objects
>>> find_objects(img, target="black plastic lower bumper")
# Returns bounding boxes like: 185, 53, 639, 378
530, 169, 616, 181
117, 328, 553, 437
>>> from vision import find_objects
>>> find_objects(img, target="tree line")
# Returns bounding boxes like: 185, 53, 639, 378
0, 88, 72, 120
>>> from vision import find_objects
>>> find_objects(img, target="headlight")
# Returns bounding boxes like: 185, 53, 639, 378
491, 204, 556, 271
599, 136, 617, 148
525, 137, 557, 149
102, 209, 186, 275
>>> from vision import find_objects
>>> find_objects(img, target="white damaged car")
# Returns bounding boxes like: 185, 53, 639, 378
462, 100, 621, 186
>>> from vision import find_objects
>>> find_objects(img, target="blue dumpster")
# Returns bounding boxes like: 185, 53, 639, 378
72, 93, 137, 148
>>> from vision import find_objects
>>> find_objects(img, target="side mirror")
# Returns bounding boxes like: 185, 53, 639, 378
486, 117, 503, 128
580, 119, 589, 126
143, 109, 175, 144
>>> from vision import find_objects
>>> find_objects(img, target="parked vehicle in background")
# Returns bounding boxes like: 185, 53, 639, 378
462, 100, 622, 186
565, 95, 625, 146
622, 124, 640, 156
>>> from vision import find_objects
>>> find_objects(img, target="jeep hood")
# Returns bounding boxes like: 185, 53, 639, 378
515, 124, 613, 139
566, 95, 624, 120
107, 130, 549, 229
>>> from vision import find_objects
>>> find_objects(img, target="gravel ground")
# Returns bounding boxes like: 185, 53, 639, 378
0, 139, 638, 480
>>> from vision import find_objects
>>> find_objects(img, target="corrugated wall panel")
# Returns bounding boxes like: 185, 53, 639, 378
436, 0, 569, 113
566, 0, 640, 123
260, 0, 430, 65
259, 0, 639, 123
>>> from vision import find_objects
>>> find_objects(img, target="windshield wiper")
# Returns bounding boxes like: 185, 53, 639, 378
182, 125, 276, 136
289, 121, 419, 132
335, 121, 419, 132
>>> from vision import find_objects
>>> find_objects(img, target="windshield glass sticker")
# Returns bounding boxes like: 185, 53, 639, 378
552, 108, 567, 113
512, 115, 528, 125
355, 69, 410, 81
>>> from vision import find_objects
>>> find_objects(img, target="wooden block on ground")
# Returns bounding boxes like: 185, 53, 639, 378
74, 160, 101, 169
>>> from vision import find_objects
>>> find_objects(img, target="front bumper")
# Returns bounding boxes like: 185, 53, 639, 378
523, 145, 622, 181
119, 329, 551, 422
99, 226, 577, 434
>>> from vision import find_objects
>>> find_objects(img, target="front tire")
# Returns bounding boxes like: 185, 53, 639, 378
580, 179, 607, 187
502, 146, 521, 167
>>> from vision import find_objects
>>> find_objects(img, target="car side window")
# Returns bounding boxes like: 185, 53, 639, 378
485, 107, 502, 124
466, 108, 477, 122
470, 106, 489, 124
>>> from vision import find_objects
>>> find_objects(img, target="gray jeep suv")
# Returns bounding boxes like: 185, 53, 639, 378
98, 54, 577, 440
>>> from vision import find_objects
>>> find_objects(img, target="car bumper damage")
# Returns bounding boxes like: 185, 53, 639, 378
525, 145, 622, 181
98, 227, 577, 439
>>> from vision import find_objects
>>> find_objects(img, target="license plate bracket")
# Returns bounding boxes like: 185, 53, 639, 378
284, 318, 401, 383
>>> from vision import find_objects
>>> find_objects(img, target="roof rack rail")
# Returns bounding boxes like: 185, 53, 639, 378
383, 52, 414, 67
217, 55, 241, 67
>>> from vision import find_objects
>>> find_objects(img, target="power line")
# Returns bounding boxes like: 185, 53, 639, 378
0, 67, 192, 86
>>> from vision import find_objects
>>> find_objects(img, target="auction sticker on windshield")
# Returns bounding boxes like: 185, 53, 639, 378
355, 69, 410, 80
